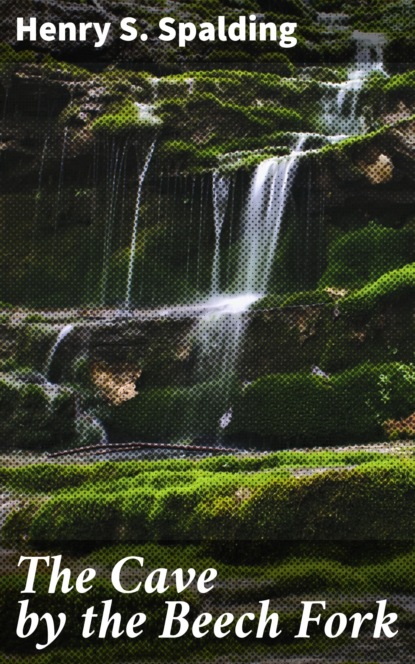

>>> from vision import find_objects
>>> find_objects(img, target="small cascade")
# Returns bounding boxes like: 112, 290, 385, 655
317, 13, 350, 32
193, 293, 260, 395
125, 139, 157, 309
211, 172, 231, 295
45, 329, 109, 446
237, 134, 308, 295
44, 323, 74, 380
55, 126, 68, 230
322, 31, 387, 136
353, 30, 387, 75
190, 136, 308, 420
34, 135, 48, 225
101, 139, 129, 304
220, 407, 233, 430
75, 405, 109, 446
135, 102, 158, 124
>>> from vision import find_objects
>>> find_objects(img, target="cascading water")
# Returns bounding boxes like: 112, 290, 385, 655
45, 325, 109, 446
322, 31, 387, 136
101, 139, 128, 304
237, 133, 308, 295
211, 172, 231, 295
30, 28, 389, 446
192, 136, 308, 426
190, 29, 388, 437
55, 126, 68, 231
44, 323, 74, 380
75, 400, 109, 447
125, 139, 157, 309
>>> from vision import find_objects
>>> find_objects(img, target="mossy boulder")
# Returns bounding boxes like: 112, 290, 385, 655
0, 373, 77, 449
229, 362, 415, 447
320, 222, 415, 289
111, 381, 240, 440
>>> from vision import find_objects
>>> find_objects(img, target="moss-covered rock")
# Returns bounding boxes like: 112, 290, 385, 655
320, 222, 415, 289
341, 263, 415, 314
111, 380, 240, 440
0, 373, 76, 449
229, 362, 415, 447
92, 100, 162, 135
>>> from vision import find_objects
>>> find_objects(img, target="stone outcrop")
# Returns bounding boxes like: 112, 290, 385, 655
294, 117, 415, 232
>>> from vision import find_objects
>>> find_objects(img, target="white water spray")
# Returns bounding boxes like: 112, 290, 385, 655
237, 134, 308, 295
322, 31, 387, 136
44, 324, 74, 379
211, 172, 231, 296
125, 139, 157, 309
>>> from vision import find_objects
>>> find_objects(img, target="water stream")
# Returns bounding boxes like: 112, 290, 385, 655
20, 27, 389, 444
322, 31, 387, 136
125, 139, 157, 309
188, 29, 388, 433
44, 323, 74, 379
101, 139, 129, 304
211, 172, 231, 296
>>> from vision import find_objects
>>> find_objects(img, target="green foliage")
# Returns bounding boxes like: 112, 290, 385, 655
0, 449, 395, 494
40, 55, 91, 81
320, 222, 414, 289
92, 101, 161, 135
239, 462, 415, 541
0, 43, 36, 80
230, 362, 415, 445
0, 376, 76, 449
281, 290, 333, 306
158, 90, 306, 138
112, 381, 240, 438
341, 263, 415, 313
5, 458, 415, 546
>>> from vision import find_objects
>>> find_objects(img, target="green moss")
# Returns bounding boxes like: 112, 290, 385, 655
100, 66, 154, 96
6, 458, 415, 546
105, 224, 201, 306
256, 52, 296, 76
251, 290, 332, 310
158, 139, 201, 167
382, 71, 415, 114
230, 362, 415, 446
341, 263, 415, 314
320, 222, 415, 289
0, 375, 77, 449
282, 290, 333, 306
158, 90, 306, 134
0, 43, 36, 81
112, 380, 240, 439
40, 54, 91, 81
92, 100, 162, 135
2, 449, 401, 496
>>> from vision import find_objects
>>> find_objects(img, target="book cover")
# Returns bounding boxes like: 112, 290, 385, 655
0, 1, 414, 661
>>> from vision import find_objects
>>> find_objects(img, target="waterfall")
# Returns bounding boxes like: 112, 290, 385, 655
44, 324, 74, 379
55, 126, 68, 231
187, 30, 388, 439
211, 172, 231, 296
125, 139, 157, 309
322, 31, 387, 136
192, 294, 260, 405
190, 135, 308, 425
237, 134, 308, 295
101, 139, 128, 305
353, 30, 387, 75
45, 328, 109, 446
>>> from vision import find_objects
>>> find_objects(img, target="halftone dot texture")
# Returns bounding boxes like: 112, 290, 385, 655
1, 0, 415, 661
